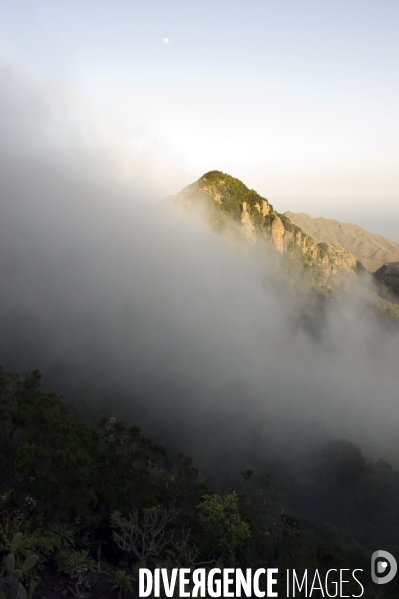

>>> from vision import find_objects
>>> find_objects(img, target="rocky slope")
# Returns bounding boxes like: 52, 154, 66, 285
374, 262, 399, 298
166, 171, 364, 295
285, 211, 399, 273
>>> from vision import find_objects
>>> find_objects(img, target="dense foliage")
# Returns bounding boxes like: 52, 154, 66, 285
1, 367, 399, 597
199, 171, 277, 222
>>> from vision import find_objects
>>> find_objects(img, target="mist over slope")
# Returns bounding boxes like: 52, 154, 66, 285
167, 171, 399, 316
1, 68, 399, 478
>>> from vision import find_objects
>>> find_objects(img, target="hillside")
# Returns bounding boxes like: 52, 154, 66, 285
2, 367, 399, 598
285, 211, 399, 273
166, 172, 399, 317
374, 262, 399, 298
166, 171, 365, 295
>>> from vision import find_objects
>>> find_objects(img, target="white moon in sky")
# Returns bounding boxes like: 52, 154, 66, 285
163, 38, 169, 43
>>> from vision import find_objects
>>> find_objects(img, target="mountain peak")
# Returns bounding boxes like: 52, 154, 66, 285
200, 170, 226, 181
165, 172, 399, 315
166, 172, 364, 295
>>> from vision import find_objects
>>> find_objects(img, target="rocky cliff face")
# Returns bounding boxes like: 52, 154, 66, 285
166, 171, 363, 295
271, 216, 285, 253
285, 211, 399, 273
374, 262, 399, 298
241, 202, 257, 242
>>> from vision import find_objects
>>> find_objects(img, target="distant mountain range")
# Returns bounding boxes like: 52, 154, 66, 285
285, 211, 399, 273
166, 171, 399, 316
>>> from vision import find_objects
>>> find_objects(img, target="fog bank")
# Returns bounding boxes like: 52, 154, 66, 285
1, 68, 399, 476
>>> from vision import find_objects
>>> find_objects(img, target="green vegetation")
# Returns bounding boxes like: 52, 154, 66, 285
199, 171, 277, 224
1, 367, 399, 597
0, 533, 38, 598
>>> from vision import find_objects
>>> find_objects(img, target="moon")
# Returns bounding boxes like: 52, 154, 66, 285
163, 38, 169, 44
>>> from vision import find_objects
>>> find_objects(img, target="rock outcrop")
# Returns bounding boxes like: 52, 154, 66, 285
271, 216, 285, 253
241, 202, 256, 242
374, 262, 399, 299
285, 211, 399, 273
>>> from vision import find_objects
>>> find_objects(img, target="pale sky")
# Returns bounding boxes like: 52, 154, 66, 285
0, 0, 398, 236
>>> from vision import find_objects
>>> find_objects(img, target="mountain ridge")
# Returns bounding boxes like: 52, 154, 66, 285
166, 171, 366, 296
284, 211, 399, 273
166, 171, 399, 318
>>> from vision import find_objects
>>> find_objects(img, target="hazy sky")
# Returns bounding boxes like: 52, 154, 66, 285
0, 1, 398, 232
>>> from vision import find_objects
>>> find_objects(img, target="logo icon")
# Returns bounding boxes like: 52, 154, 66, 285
371, 550, 397, 585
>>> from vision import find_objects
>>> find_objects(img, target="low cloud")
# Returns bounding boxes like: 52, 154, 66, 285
1, 66, 398, 480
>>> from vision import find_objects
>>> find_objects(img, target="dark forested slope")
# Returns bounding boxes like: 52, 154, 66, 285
1, 368, 399, 598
